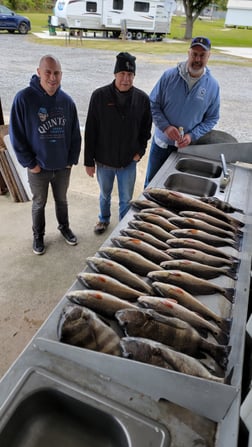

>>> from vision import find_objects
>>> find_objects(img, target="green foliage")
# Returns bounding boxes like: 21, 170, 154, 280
215, 0, 228, 11
3, 0, 54, 11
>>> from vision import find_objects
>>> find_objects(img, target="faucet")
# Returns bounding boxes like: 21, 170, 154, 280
220, 153, 231, 192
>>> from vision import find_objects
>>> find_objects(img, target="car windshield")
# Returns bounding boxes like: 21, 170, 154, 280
0, 6, 13, 14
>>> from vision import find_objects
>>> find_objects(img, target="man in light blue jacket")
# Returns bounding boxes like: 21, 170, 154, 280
144, 36, 220, 187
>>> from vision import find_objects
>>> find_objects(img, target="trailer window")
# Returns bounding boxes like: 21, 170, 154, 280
86, 2, 97, 12
113, 0, 123, 10
134, 2, 149, 12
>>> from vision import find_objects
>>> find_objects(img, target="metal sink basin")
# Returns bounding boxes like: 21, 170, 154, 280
164, 173, 217, 196
175, 158, 222, 178
0, 369, 169, 447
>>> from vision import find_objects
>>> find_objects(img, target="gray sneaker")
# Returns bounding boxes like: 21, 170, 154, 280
94, 222, 109, 234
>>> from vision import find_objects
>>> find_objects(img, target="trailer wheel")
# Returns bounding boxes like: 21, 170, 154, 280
135, 31, 143, 40
127, 31, 133, 40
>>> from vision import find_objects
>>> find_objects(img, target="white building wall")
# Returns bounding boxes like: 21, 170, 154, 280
225, 0, 252, 26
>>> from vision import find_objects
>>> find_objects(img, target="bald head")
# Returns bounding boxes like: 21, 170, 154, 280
37, 55, 62, 96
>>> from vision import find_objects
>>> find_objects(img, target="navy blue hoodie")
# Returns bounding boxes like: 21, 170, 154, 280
9, 75, 81, 170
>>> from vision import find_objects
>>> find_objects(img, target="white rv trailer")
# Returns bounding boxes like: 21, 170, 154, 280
53, 0, 175, 39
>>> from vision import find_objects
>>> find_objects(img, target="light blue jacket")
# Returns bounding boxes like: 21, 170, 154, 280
150, 61, 220, 147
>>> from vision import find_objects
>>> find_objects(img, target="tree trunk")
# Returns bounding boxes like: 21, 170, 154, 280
184, 16, 193, 39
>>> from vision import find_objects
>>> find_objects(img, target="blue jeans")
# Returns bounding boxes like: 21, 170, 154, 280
144, 138, 177, 188
96, 161, 137, 222
28, 168, 71, 237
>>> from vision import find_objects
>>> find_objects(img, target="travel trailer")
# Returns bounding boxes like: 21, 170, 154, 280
53, 0, 175, 39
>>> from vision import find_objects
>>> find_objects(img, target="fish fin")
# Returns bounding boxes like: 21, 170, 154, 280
224, 287, 235, 303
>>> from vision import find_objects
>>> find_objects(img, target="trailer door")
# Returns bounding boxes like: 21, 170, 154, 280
102, 0, 124, 27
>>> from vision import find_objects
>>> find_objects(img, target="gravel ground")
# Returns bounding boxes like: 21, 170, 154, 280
1, 33, 252, 142
1, 33, 252, 378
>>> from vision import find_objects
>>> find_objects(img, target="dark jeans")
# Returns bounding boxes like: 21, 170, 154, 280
144, 138, 177, 188
28, 168, 71, 237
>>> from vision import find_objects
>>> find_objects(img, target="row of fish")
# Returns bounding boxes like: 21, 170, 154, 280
58, 188, 244, 383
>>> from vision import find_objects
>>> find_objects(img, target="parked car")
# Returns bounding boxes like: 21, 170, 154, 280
0, 5, 31, 34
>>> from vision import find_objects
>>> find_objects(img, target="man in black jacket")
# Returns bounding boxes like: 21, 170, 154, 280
84, 52, 152, 234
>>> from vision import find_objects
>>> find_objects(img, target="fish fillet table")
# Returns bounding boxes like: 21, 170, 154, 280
0, 144, 252, 447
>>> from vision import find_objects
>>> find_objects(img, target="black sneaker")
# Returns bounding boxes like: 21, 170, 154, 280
60, 227, 77, 245
33, 236, 45, 255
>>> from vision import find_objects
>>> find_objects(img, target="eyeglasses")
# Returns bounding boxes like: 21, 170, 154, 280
191, 37, 211, 50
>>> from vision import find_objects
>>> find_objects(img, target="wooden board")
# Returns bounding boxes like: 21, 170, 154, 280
4, 135, 32, 200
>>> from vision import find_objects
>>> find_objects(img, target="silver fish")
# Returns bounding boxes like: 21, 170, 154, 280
148, 270, 235, 302
58, 304, 121, 355
166, 238, 240, 263
140, 207, 178, 219
143, 188, 241, 224
179, 211, 243, 235
98, 246, 162, 276
111, 236, 172, 264
120, 337, 226, 382
120, 228, 169, 250
162, 248, 237, 279
77, 272, 141, 301
130, 198, 161, 210
86, 256, 152, 294
168, 216, 238, 241
137, 296, 229, 344
128, 219, 176, 241
151, 282, 231, 333
116, 308, 230, 369
134, 212, 178, 232
66, 289, 137, 317
151, 281, 231, 333
170, 228, 240, 251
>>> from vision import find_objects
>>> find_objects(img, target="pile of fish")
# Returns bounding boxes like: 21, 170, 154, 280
58, 188, 244, 384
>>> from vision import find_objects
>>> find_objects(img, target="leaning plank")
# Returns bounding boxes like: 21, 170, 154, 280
4, 135, 32, 200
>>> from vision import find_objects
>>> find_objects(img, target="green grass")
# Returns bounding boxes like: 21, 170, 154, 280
26, 12, 252, 52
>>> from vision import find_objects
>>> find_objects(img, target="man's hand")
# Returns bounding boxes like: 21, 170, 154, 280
164, 126, 191, 148
29, 165, 41, 173
85, 166, 95, 177
176, 133, 191, 148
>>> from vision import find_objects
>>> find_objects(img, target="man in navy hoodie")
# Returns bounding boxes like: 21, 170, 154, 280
9, 55, 81, 255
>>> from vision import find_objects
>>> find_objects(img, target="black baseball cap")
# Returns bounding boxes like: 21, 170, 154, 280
190, 36, 211, 51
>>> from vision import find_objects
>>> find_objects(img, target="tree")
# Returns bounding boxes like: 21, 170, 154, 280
182, 0, 215, 39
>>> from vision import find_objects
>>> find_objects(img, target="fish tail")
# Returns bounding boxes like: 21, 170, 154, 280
232, 239, 242, 251
235, 208, 244, 214
224, 287, 235, 303
218, 317, 232, 334
224, 366, 234, 385
212, 344, 231, 370
215, 329, 230, 345
225, 268, 238, 280
230, 258, 241, 273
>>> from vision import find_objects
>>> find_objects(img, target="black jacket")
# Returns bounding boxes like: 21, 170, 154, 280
84, 81, 152, 168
